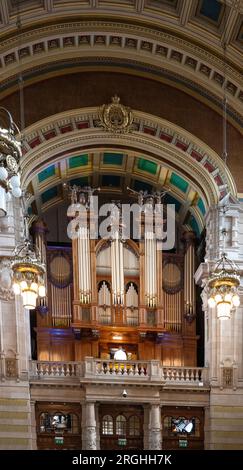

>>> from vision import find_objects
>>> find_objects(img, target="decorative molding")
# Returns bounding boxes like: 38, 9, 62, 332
0, 21, 242, 124
0, 258, 14, 301
20, 107, 237, 205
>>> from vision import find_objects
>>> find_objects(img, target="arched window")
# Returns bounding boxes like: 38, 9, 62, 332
39, 412, 51, 433
102, 415, 113, 435
129, 415, 140, 436
163, 416, 172, 437
191, 417, 200, 437
66, 414, 79, 434
116, 415, 126, 435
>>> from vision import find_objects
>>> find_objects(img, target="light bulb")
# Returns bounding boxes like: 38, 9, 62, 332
224, 293, 232, 302
208, 297, 216, 308
9, 174, 20, 188
20, 280, 28, 291
11, 186, 22, 198
30, 282, 38, 293
232, 294, 240, 307
0, 166, 8, 181
13, 282, 21, 295
38, 285, 46, 297
215, 293, 222, 303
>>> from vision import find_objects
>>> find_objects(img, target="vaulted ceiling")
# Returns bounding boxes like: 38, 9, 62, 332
0, 0, 242, 230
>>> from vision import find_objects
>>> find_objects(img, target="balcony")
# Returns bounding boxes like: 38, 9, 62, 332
29, 359, 208, 388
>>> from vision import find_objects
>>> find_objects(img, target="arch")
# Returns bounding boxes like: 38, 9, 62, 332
20, 108, 237, 235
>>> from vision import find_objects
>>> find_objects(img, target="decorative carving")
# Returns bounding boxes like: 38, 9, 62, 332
99, 95, 134, 134
0, 259, 14, 301
5, 358, 17, 378
148, 428, 161, 450
85, 426, 97, 450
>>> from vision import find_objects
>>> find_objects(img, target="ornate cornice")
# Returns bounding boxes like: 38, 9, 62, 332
0, 21, 242, 126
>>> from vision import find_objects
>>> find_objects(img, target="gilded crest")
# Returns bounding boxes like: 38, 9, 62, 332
99, 95, 133, 133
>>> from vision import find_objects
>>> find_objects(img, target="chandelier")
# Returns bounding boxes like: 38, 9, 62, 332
207, 243, 240, 320
0, 108, 22, 216
12, 217, 46, 310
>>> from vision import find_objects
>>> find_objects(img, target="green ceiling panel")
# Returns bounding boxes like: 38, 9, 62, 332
197, 197, 206, 215
69, 154, 89, 169
70, 177, 89, 187
137, 158, 157, 175
41, 186, 58, 204
38, 165, 56, 183
103, 153, 124, 165
170, 172, 189, 193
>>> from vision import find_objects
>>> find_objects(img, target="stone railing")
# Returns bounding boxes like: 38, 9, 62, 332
94, 359, 151, 378
162, 367, 207, 385
30, 359, 208, 387
30, 361, 82, 378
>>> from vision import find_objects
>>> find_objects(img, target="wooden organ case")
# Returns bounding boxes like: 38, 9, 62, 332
33, 198, 199, 366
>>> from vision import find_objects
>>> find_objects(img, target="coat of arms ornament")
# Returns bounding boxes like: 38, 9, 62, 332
99, 95, 134, 133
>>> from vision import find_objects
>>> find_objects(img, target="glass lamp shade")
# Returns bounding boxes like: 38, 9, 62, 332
20, 280, 28, 290
9, 174, 20, 188
208, 297, 216, 308
13, 282, 21, 295
11, 186, 22, 198
215, 293, 222, 303
217, 301, 231, 320
0, 186, 7, 217
38, 285, 46, 297
22, 290, 38, 310
232, 294, 240, 307
0, 166, 8, 181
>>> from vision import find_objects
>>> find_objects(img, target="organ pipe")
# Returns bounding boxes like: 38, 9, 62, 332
111, 230, 124, 305
184, 232, 196, 318
77, 226, 91, 304
145, 231, 157, 307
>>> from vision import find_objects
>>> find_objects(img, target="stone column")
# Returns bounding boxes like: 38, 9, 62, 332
148, 404, 162, 450
30, 400, 37, 450
82, 402, 97, 450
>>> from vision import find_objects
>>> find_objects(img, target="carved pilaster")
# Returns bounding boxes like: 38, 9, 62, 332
82, 402, 97, 450
148, 404, 161, 450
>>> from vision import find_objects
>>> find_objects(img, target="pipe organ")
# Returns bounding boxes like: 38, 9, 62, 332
35, 189, 198, 366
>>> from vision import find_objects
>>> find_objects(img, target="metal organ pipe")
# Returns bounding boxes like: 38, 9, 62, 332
145, 231, 157, 308
111, 230, 124, 305
78, 227, 91, 304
